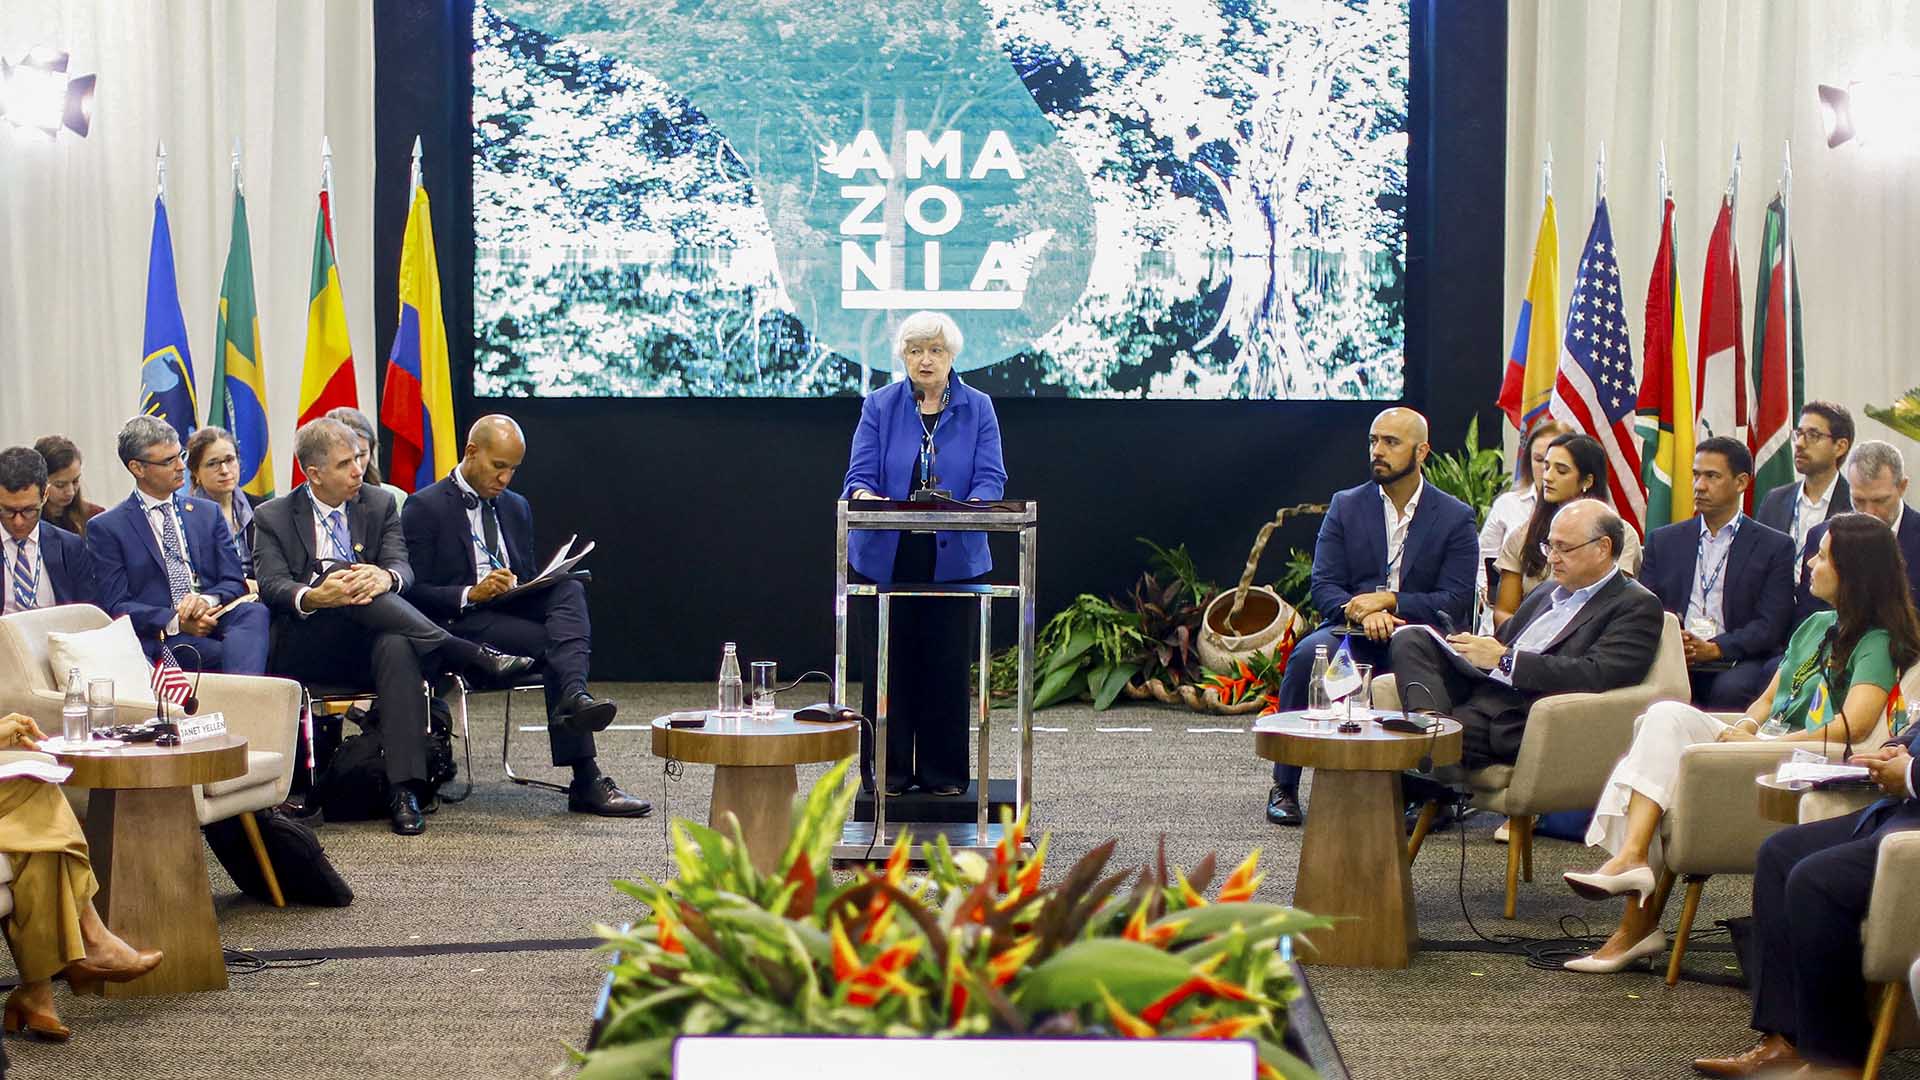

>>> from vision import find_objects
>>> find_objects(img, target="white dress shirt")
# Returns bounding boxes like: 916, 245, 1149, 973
1791, 478, 1837, 567
1684, 516, 1740, 637
294, 492, 357, 616
1491, 568, 1619, 685
1380, 479, 1424, 593
136, 489, 205, 634
450, 470, 508, 609
2, 525, 51, 614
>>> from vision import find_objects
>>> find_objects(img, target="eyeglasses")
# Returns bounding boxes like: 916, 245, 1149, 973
1539, 536, 1604, 559
135, 449, 187, 468
0, 506, 41, 522
1790, 427, 1833, 444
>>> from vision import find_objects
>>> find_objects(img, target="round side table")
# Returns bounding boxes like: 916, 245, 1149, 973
52, 733, 249, 996
1253, 712, 1463, 969
1756, 773, 1807, 825
651, 712, 859, 873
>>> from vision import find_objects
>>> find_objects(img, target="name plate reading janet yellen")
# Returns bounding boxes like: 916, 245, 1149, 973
176, 712, 228, 743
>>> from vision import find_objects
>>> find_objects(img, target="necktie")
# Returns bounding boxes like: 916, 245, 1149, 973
480, 499, 502, 568
326, 509, 354, 562
154, 504, 195, 605
10, 538, 36, 610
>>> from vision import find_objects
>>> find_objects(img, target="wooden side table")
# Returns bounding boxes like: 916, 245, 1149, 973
651, 712, 859, 874
52, 734, 248, 996
1253, 712, 1463, 969
1756, 773, 1807, 825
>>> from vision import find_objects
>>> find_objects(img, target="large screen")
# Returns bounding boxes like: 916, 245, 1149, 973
473, 0, 1408, 399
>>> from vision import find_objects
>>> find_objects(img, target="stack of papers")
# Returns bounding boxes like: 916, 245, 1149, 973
0, 759, 74, 783
1774, 761, 1871, 785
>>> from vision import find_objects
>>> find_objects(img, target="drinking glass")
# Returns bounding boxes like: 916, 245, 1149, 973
1347, 663, 1373, 721
86, 678, 114, 738
750, 661, 777, 717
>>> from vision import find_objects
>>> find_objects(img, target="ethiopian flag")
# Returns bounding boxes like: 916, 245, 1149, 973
1748, 195, 1803, 510
380, 184, 456, 492
1634, 193, 1695, 529
294, 189, 359, 485
209, 189, 275, 497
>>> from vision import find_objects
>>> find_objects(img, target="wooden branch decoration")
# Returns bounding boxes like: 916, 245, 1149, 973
1227, 502, 1329, 624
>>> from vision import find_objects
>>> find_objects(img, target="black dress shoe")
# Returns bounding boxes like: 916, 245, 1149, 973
389, 787, 426, 835
1266, 785, 1303, 826
471, 645, 536, 682
568, 775, 651, 817
554, 692, 617, 735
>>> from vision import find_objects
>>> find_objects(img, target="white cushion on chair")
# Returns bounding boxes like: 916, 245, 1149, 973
45, 616, 157, 706
202, 751, 288, 798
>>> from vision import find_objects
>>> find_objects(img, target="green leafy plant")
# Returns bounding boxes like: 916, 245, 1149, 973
1273, 547, 1318, 628
1420, 414, 1512, 529
1138, 537, 1215, 606
581, 760, 1329, 1080
1130, 570, 1212, 692
1032, 594, 1144, 710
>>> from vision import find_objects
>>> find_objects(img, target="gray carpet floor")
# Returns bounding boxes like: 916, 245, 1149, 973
4, 683, 1915, 1079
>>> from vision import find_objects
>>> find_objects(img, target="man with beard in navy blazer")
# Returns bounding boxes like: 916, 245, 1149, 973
1637, 438, 1796, 709
1265, 407, 1480, 826
84, 417, 268, 672
401, 415, 648, 818
0, 447, 95, 612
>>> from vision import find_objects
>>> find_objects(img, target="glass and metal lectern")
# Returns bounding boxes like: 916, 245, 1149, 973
832, 498, 1037, 859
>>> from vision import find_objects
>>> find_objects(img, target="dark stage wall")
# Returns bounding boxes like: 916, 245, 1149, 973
373, 1, 1507, 681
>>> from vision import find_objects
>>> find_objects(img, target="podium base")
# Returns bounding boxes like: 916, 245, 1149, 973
833, 819, 1030, 862
851, 778, 1018, 824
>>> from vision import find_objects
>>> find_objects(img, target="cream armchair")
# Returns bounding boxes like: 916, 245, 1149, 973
1862, 831, 1920, 1079
1380, 612, 1691, 918
0, 605, 302, 906
1658, 662, 1920, 986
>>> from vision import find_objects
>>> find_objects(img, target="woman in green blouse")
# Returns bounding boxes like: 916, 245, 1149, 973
1560, 512, 1920, 973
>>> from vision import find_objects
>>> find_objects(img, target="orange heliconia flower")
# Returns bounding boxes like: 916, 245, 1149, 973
1097, 984, 1154, 1039
1122, 899, 1182, 948
1216, 849, 1265, 903
986, 936, 1038, 987
1139, 954, 1255, 1026
830, 918, 923, 1007
655, 907, 685, 955
1188, 1014, 1266, 1040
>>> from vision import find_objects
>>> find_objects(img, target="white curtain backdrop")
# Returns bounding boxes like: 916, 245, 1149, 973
0, 1, 375, 500
1507, 0, 1920, 470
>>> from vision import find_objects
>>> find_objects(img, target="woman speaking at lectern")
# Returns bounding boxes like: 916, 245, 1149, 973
842, 311, 1006, 797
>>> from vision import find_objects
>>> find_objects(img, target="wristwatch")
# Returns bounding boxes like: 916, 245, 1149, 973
1497, 647, 1516, 678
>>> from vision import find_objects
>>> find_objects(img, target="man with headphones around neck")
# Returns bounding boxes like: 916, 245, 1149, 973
401, 415, 648, 819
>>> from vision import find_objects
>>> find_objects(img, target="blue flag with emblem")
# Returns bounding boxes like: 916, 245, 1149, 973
1323, 635, 1363, 703
140, 196, 198, 442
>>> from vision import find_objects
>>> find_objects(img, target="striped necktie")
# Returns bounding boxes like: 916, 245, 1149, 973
152, 503, 195, 605
9, 538, 36, 610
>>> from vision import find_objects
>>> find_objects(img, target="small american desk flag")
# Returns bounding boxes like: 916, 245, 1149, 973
153, 646, 193, 708
1550, 197, 1646, 537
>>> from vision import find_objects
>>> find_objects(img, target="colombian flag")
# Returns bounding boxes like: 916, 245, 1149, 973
1496, 195, 1561, 436
294, 189, 359, 485
380, 185, 456, 492
209, 189, 275, 498
140, 197, 198, 442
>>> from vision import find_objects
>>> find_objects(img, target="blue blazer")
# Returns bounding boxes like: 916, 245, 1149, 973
401, 475, 539, 620
85, 491, 248, 644
841, 375, 1006, 583
1639, 514, 1796, 661
1794, 507, 1920, 625
1308, 481, 1479, 629
1755, 475, 1850, 537
33, 522, 96, 607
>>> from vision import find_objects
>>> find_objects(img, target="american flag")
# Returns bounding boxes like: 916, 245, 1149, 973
152, 646, 192, 707
1550, 197, 1647, 537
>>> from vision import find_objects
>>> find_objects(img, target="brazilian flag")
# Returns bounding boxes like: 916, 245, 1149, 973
209, 189, 275, 497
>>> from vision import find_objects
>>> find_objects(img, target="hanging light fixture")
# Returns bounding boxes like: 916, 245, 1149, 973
1819, 74, 1920, 151
0, 45, 97, 139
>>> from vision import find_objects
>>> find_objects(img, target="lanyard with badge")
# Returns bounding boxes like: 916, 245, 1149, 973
1689, 521, 1738, 637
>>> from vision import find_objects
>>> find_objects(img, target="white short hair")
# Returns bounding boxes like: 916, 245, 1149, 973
893, 311, 963, 360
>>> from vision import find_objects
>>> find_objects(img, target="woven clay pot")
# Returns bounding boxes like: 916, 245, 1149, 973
1196, 586, 1304, 675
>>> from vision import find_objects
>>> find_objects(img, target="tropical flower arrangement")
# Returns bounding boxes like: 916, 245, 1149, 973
1200, 641, 1297, 716
579, 760, 1330, 1079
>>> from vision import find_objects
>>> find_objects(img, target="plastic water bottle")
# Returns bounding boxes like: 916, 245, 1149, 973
1306, 645, 1331, 721
61, 669, 88, 744
715, 643, 744, 716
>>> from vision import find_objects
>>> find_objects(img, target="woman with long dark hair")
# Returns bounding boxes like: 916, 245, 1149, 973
1562, 512, 1920, 974
1492, 432, 1643, 626
32, 436, 102, 537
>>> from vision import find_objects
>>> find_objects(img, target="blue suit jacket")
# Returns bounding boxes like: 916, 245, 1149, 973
85, 491, 248, 645
1308, 480, 1479, 629
32, 522, 95, 607
841, 376, 1006, 583
1794, 507, 1920, 625
1754, 475, 1850, 536
400, 475, 539, 620
1639, 514, 1796, 662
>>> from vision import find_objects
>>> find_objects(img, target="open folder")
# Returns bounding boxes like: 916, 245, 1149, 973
1391, 623, 1485, 680
473, 534, 595, 608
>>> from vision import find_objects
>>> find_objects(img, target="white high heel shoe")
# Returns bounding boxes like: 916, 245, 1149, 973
1562, 865, 1657, 903
1563, 930, 1666, 973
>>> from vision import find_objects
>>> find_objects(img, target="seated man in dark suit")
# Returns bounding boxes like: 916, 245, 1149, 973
401, 415, 647, 818
254, 419, 533, 836
1265, 407, 1480, 826
1389, 500, 1665, 773
1693, 691, 1920, 1077
83, 417, 268, 672
0, 447, 95, 612
1755, 400, 1853, 582
1638, 438, 1796, 709
1794, 440, 1920, 626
